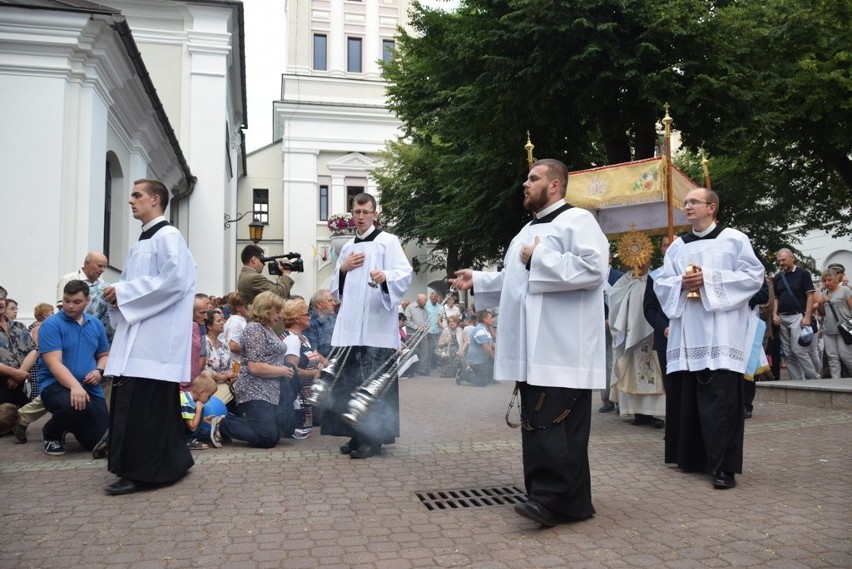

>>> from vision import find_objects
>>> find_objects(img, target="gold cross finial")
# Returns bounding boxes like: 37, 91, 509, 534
524, 131, 536, 168
662, 103, 673, 137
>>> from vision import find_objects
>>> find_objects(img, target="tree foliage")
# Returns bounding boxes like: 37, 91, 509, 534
376, 0, 852, 274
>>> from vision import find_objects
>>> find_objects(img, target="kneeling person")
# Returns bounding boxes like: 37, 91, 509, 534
38, 280, 109, 456
180, 375, 221, 449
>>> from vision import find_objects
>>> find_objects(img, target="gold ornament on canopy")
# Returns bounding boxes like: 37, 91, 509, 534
525, 131, 536, 169
617, 228, 653, 278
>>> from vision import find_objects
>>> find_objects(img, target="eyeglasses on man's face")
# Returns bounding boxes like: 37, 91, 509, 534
682, 199, 711, 208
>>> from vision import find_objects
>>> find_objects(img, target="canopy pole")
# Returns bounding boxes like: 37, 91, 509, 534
662, 104, 674, 243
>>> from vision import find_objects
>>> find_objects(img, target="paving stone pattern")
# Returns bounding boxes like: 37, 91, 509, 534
1, 376, 850, 568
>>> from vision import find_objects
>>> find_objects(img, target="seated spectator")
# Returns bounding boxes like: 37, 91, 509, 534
4, 299, 19, 322
399, 313, 408, 344
27, 303, 54, 399
0, 402, 21, 435
180, 375, 220, 449
210, 291, 296, 448
304, 289, 337, 358
223, 292, 248, 360
460, 310, 496, 387
281, 298, 325, 439
11, 303, 56, 443
38, 280, 109, 456
439, 293, 462, 330
203, 309, 237, 404
0, 295, 38, 409
437, 315, 467, 378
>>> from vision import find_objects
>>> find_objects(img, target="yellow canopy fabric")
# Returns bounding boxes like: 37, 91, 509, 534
566, 157, 700, 237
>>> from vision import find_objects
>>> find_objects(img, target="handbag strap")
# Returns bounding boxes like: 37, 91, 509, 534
779, 272, 805, 314
825, 295, 840, 323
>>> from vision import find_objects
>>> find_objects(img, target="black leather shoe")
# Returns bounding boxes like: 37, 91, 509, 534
105, 478, 143, 496
713, 471, 737, 489
514, 500, 559, 527
349, 443, 381, 459
339, 438, 358, 455
598, 401, 615, 413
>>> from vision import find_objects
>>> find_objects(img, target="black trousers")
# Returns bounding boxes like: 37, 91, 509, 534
518, 383, 595, 520
659, 349, 681, 464
108, 377, 193, 484
670, 369, 745, 474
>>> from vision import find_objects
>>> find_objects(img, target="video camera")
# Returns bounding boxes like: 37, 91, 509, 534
261, 253, 304, 275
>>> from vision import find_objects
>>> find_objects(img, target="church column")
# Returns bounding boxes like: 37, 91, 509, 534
185, 5, 232, 296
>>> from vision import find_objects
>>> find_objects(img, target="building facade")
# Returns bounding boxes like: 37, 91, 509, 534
0, 0, 246, 319
238, 0, 441, 300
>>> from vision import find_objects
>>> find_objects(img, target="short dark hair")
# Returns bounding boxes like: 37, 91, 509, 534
477, 310, 492, 322
532, 159, 569, 197
241, 244, 264, 265
204, 309, 221, 327
64, 280, 90, 298
134, 179, 169, 211
352, 193, 377, 212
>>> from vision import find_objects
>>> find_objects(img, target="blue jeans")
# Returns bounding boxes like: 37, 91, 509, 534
41, 382, 108, 450
218, 400, 279, 448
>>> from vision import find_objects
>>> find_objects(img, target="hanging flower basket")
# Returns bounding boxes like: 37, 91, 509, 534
327, 214, 356, 236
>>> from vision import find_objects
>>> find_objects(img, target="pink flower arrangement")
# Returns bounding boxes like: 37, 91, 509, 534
327, 214, 355, 234
327, 213, 381, 234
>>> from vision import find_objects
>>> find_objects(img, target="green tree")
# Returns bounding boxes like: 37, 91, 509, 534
377, 0, 851, 272
675, 0, 852, 240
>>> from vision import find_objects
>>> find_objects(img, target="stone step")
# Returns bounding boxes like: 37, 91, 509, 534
756, 378, 852, 409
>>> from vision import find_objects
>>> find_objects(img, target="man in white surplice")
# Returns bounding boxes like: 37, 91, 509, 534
322, 193, 413, 459
102, 179, 197, 495
452, 159, 608, 527
654, 187, 764, 490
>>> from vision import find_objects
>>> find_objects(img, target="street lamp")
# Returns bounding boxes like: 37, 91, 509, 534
224, 211, 265, 244
248, 217, 264, 244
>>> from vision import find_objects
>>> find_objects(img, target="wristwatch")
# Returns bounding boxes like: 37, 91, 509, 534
95, 368, 105, 376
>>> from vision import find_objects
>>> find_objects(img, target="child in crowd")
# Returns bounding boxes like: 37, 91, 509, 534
180, 375, 221, 449
0, 403, 21, 435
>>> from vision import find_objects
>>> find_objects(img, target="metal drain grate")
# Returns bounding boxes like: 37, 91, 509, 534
416, 486, 527, 510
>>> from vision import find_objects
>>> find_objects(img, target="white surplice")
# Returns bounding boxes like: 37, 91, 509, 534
473, 206, 609, 388
330, 230, 412, 349
105, 224, 197, 383
654, 227, 764, 374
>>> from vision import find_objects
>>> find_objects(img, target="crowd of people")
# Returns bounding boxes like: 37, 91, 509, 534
0, 169, 848, 528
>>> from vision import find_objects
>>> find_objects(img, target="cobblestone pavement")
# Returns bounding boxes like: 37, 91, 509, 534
1, 376, 850, 568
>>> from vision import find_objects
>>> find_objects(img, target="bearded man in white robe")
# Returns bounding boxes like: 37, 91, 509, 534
322, 193, 413, 459
654, 188, 764, 490
453, 159, 608, 527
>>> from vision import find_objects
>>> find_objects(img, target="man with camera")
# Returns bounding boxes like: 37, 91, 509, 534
237, 244, 297, 307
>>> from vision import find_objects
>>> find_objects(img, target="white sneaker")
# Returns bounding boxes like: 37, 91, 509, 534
292, 428, 311, 440
209, 415, 223, 448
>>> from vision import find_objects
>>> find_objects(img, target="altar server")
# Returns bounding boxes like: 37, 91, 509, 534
654, 188, 764, 489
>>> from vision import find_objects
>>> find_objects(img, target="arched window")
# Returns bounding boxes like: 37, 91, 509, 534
105, 152, 124, 261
